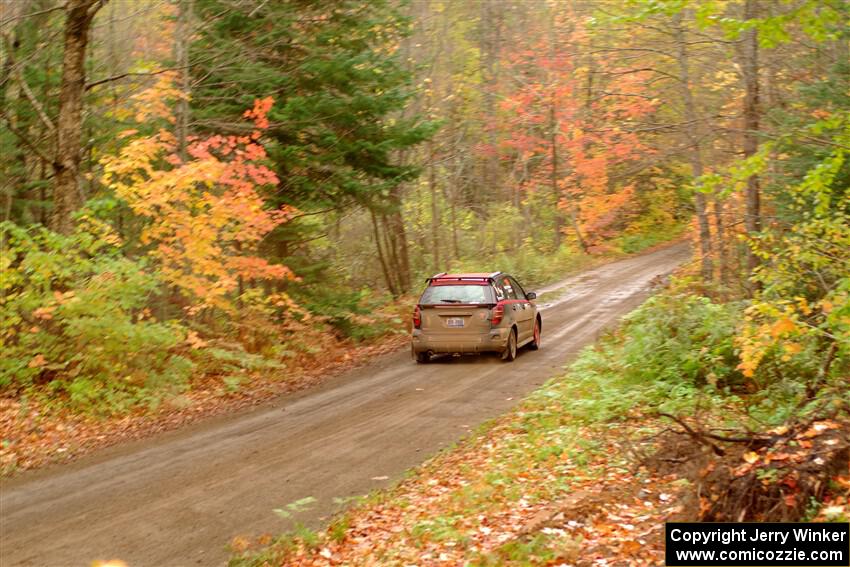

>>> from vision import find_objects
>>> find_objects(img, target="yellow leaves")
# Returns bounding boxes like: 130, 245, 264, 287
736, 294, 820, 376
768, 425, 790, 436
736, 361, 757, 378
735, 324, 768, 378
28, 354, 47, 368
794, 296, 812, 315
781, 342, 803, 361
743, 451, 759, 464
237, 536, 268, 557
129, 72, 187, 123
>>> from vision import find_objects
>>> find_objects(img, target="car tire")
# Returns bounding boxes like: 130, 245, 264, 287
414, 350, 430, 364
501, 328, 517, 362
529, 319, 541, 350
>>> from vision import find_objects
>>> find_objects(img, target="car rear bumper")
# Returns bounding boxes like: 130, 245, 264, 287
411, 328, 509, 354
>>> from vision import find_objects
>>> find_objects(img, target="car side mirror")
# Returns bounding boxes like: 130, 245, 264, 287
526, 291, 537, 300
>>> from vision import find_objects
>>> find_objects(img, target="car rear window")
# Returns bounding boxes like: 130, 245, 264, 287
419, 284, 493, 305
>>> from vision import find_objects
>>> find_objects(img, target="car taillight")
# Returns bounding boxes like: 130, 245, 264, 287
413, 305, 421, 329
490, 303, 504, 326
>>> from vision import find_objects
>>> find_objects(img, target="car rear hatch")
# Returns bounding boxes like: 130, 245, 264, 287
417, 282, 495, 334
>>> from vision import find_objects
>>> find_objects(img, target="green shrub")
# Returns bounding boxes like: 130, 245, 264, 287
618, 293, 743, 388
531, 292, 745, 424
300, 287, 405, 342
0, 222, 193, 413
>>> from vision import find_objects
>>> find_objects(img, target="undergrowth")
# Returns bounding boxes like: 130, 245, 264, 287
0, 222, 409, 416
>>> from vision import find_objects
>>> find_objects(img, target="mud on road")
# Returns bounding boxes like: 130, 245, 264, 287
0, 243, 690, 567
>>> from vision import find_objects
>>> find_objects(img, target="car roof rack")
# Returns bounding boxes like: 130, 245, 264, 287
426, 272, 504, 283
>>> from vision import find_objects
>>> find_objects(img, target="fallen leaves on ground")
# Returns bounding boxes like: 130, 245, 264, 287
231, 402, 849, 566
232, 406, 690, 566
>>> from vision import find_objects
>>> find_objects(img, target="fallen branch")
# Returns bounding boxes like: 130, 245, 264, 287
657, 413, 776, 454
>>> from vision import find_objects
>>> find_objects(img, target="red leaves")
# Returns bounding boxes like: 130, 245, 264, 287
489, 15, 657, 247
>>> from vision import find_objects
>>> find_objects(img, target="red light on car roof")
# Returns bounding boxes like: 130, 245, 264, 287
430, 279, 488, 286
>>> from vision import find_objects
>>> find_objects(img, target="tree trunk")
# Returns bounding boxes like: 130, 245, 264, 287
479, 0, 502, 205
429, 140, 440, 271
174, 0, 192, 161
673, 11, 713, 284
713, 198, 727, 288
741, 0, 762, 292
550, 95, 587, 253
52, 0, 103, 234
387, 186, 411, 293
1, 28, 20, 223
549, 98, 563, 249
450, 188, 459, 261
371, 209, 398, 297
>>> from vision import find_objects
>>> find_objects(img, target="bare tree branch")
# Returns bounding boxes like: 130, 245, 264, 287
0, 5, 65, 27
1, 32, 56, 133
85, 67, 184, 91
0, 110, 56, 167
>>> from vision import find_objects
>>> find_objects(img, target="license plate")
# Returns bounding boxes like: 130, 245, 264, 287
446, 317, 464, 328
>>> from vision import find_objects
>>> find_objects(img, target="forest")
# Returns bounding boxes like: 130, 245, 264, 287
0, 0, 848, 564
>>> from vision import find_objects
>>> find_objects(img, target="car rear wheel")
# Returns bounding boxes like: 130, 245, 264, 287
414, 349, 430, 364
501, 329, 517, 362
529, 319, 541, 350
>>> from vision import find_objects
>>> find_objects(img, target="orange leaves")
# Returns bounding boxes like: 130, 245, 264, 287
226, 257, 297, 282
101, 89, 296, 311
243, 96, 274, 130
32, 306, 55, 320
770, 317, 797, 338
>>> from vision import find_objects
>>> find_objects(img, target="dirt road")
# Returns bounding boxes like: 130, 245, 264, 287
0, 243, 690, 567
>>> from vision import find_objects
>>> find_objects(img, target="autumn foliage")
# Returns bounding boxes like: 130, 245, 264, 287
102, 89, 296, 311
492, 14, 657, 249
